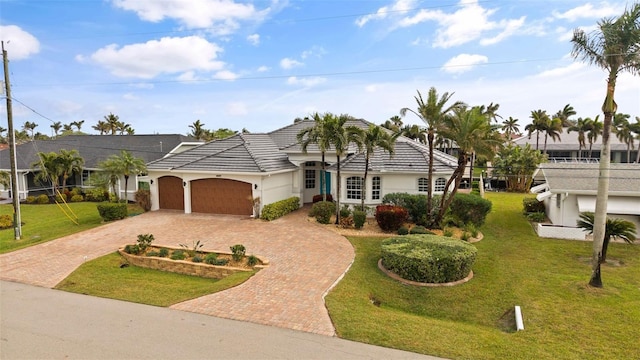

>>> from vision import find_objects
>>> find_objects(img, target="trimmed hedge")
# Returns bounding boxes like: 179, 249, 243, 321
312, 194, 333, 203
375, 205, 408, 232
310, 201, 336, 224
381, 235, 477, 283
97, 203, 128, 221
353, 210, 366, 229
261, 197, 300, 221
523, 197, 545, 214
382, 192, 442, 226
70, 194, 84, 202
448, 193, 492, 227
36, 194, 50, 204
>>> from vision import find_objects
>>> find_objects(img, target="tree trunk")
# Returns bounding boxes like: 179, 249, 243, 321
436, 154, 467, 225
427, 131, 434, 226
589, 262, 603, 288
124, 175, 129, 204
321, 152, 326, 201
335, 155, 341, 225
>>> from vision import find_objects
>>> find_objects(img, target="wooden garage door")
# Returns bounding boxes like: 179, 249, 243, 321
191, 178, 252, 215
158, 176, 184, 210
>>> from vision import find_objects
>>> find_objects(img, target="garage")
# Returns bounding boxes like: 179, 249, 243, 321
158, 176, 184, 210
191, 178, 253, 215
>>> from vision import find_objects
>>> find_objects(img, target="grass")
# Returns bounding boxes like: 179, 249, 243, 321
0, 202, 144, 254
325, 192, 640, 360
56, 252, 255, 306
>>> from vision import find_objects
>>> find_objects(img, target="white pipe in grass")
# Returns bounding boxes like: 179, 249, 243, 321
515, 306, 524, 331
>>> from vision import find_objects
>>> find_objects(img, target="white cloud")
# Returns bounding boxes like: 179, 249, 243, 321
442, 54, 489, 74
177, 71, 200, 82
557, 24, 598, 42
0, 25, 40, 60
214, 70, 238, 80
247, 34, 260, 45
280, 57, 303, 69
552, 3, 621, 22
365, 84, 379, 92
112, 0, 269, 35
123, 93, 139, 100
287, 76, 326, 87
226, 101, 248, 115
355, 0, 417, 27
257, 65, 269, 72
410, 37, 429, 46
535, 62, 585, 78
301, 46, 326, 59
84, 36, 225, 78
480, 16, 525, 46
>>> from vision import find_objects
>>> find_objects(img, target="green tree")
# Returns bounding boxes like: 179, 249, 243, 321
586, 115, 603, 158
543, 115, 563, 155
70, 120, 85, 131
525, 110, 549, 151
31, 152, 62, 194
381, 115, 403, 133
501, 116, 521, 141
297, 112, 335, 202
104, 113, 120, 135
568, 117, 593, 160
92, 120, 109, 135
189, 120, 207, 140
613, 113, 634, 162
554, 104, 577, 127
577, 212, 637, 264
492, 144, 547, 192
57, 149, 84, 190
631, 116, 640, 163
0, 170, 10, 188
571, 3, 640, 287
102, 150, 147, 202
50, 121, 62, 137
354, 124, 397, 210
22, 121, 38, 139
400, 88, 465, 224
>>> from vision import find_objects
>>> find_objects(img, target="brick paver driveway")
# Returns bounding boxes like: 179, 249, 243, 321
0, 208, 355, 336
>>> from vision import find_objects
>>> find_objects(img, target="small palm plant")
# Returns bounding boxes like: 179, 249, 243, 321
576, 212, 637, 264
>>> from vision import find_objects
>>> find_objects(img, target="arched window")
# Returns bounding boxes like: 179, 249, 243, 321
434, 177, 447, 192
346, 176, 364, 199
418, 177, 428, 192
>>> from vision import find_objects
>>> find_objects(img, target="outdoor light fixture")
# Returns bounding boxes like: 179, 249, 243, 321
183, 181, 187, 187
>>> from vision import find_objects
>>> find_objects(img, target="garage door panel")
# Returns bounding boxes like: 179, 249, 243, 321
191, 179, 252, 215
158, 176, 184, 210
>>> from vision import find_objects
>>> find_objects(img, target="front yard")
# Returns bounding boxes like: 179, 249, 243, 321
325, 192, 640, 360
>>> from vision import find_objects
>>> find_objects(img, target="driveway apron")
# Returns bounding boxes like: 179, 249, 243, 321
0, 209, 355, 336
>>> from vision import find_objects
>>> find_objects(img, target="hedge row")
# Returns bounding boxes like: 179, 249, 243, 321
261, 197, 300, 221
97, 203, 128, 221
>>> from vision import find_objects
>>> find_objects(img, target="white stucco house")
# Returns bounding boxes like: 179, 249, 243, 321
531, 163, 640, 240
146, 119, 459, 216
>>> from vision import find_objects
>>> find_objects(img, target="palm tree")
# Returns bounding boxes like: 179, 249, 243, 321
31, 152, 62, 194
577, 212, 636, 264
525, 110, 549, 151
103, 150, 147, 202
400, 88, 465, 224
92, 120, 109, 135
329, 114, 363, 224
355, 124, 397, 210
401, 124, 427, 144
554, 104, 577, 127
543, 116, 563, 155
613, 113, 634, 162
479, 102, 502, 123
56, 149, 84, 191
567, 117, 592, 160
62, 123, 74, 133
501, 116, 521, 141
381, 115, 403, 132
104, 113, 120, 135
632, 116, 640, 163
126, 127, 135, 135
189, 120, 207, 140
435, 107, 502, 224
71, 120, 85, 131
50, 121, 62, 137
571, 3, 640, 287
22, 121, 38, 139
117, 122, 132, 135
586, 115, 603, 158
297, 112, 335, 202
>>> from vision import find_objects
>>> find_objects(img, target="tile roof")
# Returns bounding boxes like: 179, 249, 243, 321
539, 163, 640, 194
0, 134, 195, 170
147, 133, 297, 173
513, 128, 629, 151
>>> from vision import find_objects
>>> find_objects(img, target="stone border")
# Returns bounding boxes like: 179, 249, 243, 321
119, 245, 269, 280
377, 259, 474, 287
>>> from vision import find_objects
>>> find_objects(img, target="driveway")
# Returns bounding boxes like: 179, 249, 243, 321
0, 208, 355, 336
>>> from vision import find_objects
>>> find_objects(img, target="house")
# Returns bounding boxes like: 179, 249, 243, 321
513, 129, 638, 163
146, 119, 458, 216
0, 134, 200, 201
531, 163, 640, 240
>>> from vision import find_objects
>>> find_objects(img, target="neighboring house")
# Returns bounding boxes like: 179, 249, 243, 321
146, 119, 458, 216
0, 135, 200, 201
514, 129, 638, 163
531, 163, 640, 240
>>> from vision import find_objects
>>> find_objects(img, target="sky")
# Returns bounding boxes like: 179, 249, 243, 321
1, 0, 639, 136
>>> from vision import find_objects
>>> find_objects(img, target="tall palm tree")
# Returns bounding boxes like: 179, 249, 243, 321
577, 212, 636, 264
355, 124, 397, 210
571, 3, 640, 287
104, 113, 120, 135
189, 120, 207, 140
22, 121, 38, 139
479, 102, 502, 123
50, 121, 62, 137
632, 116, 640, 163
400, 88, 465, 223
103, 150, 147, 202
613, 113, 634, 162
525, 110, 549, 151
567, 117, 592, 160
501, 116, 521, 141
586, 115, 603, 158
381, 115, 403, 132
71, 120, 85, 131
435, 106, 502, 224
543, 117, 563, 155
297, 112, 335, 202
31, 152, 62, 194
401, 124, 427, 144
554, 104, 577, 127
56, 149, 84, 191
92, 120, 109, 135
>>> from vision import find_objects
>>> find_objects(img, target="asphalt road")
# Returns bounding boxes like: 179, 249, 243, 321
0, 281, 444, 360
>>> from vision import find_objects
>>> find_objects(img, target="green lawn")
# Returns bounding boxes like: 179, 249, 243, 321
0, 202, 143, 254
325, 192, 640, 360
56, 252, 255, 306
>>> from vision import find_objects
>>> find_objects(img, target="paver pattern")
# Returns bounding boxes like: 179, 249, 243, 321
0, 208, 354, 336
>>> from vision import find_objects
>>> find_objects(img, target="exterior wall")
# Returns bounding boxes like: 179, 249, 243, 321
259, 172, 296, 209
536, 224, 588, 240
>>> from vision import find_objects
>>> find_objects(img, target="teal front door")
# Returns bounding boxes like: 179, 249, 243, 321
325, 171, 331, 195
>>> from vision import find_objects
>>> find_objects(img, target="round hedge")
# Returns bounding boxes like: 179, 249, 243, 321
381, 235, 477, 284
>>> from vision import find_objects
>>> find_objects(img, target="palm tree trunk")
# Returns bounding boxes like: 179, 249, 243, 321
427, 131, 434, 225
436, 154, 468, 225
321, 152, 326, 201
124, 175, 129, 203
335, 155, 341, 225
543, 134, 548, 154
627, 144, 631, 163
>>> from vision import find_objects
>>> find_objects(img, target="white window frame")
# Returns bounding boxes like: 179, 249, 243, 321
346, 176, 364, 200
434, 177, 446, 192
372, 176, 381, 200
418, 177, 429, 192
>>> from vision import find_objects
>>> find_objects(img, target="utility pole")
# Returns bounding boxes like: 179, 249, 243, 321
2, 41, 22, 239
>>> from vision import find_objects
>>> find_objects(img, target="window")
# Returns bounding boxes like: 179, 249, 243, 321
347, 176, 364, 200
304, 161, 316, 167
418, 178, 429, 192
305, 169, 316, 189
434, 178, 446, 192
372, 176, 381, 200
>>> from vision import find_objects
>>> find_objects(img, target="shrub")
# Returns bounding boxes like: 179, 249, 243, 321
449, 193, 492, 227
85, 188, 107, 202
382, 192, 442, 227
247, 255, 259, 267
230, 244, 246, 262
124, 244, 141, 255
158, 248, 169, 257
339, 216, 354, 228
397, 226, 409, 235
261, 197, 300, 221
312, 194, 333, 203
36, 194, 50, 204
409, 225, 433, 235
353, 210, 366, 229
135, 189, 151, 212
523, 197, 545, 214
146, 251, 161, 257
381, 235, 477, 283
170, 250, 186, 260
375, 205, 408, 232
0, 214, 13, 229
55, 193, 67, 203
465, 224, 479, 238
97, 203, 128, 221
70, 194, 84, 202
461, 232, 471, 241
180, 240, 204, 257
26, 196, 36, 204
311, 201, 335, 224
443, 228, 454, 237
192, 255, 203, 263
136, 233, 154, 252
204, 253, 218, 264
527, 212, 547, 223
339, 204, 351, 219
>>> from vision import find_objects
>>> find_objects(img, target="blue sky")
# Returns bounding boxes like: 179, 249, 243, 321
1, 0, 639, 136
